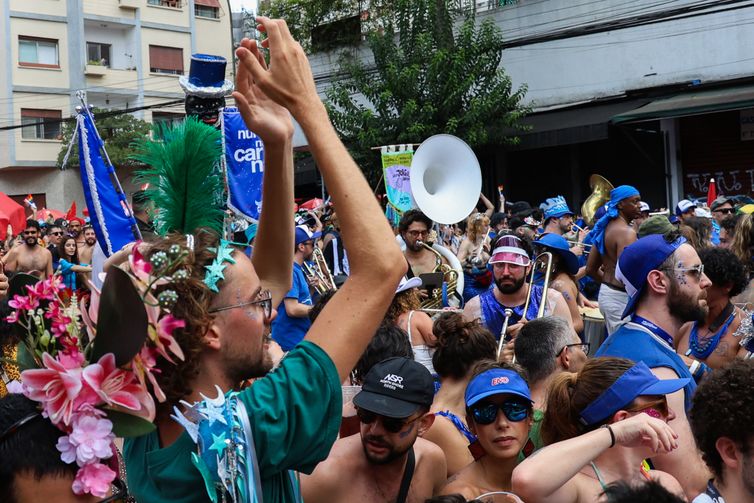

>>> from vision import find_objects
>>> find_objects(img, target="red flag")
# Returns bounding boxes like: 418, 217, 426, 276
65, 201, 77, 221
707, 178, 717, 208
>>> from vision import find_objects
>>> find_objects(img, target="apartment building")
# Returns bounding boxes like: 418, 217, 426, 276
0, 0, 233, 212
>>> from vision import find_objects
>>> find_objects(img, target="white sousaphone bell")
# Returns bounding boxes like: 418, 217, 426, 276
410, 134, 482, 225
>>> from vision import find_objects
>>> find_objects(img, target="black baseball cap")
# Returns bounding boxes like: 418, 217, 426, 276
353, 357, 435, 418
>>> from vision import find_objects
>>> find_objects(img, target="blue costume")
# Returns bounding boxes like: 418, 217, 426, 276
590, 185, 640, 255
479, 285, 545, 340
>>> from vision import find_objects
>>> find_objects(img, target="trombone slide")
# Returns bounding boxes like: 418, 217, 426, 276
496, 308, 514, 361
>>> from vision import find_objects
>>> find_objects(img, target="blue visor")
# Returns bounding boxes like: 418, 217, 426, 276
579, 361, 689, 426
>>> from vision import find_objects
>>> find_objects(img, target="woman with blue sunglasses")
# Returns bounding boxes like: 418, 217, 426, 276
439, 362, 532, 501
511, 357, 686, 502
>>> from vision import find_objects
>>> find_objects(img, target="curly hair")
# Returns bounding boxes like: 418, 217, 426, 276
689, 359, 754, 483
698, 247, 748, 298
398, 209, 432, 234
144, 229, 223, 416
431, 313, 496, 380
384, 289, 421, 323
465, 213, 490, 243
731, 214, 754, 276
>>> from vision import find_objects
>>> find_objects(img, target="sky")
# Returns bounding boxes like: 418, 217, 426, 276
229, 0, 257, 12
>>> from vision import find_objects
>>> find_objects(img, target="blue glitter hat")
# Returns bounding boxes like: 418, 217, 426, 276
179, 54, 234, 98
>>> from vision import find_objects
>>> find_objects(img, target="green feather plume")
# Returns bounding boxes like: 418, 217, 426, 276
132, 117, 225, 236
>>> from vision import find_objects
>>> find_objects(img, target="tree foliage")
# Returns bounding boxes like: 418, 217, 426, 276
325, 0, 529, 182
57, 108, 152, 170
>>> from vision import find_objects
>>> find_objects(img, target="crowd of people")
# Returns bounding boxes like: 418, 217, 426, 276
0, 16, 754, 503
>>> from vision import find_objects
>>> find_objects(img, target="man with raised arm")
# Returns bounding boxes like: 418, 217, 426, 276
123, 19, 406, 503
586, 185, 642, 334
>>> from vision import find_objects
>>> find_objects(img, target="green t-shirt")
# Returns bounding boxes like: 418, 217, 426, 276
517, 408, 544, 462
123, 341, 342, 503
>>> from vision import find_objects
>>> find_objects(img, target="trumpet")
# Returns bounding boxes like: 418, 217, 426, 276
522, 252, 554, 322
302, 248, 337, 295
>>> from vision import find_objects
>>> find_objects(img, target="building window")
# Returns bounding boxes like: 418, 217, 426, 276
195, 5, 219, 18
18, 37, 59, 68
21, 109, 62, 140
149, 45, 184, 75
147, 0, 182, 7
86, 42, 111, 67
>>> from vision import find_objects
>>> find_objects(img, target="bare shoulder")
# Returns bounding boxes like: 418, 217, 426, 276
651, 469, 686, 499
416, 436, 445, 461
463, 296, 481, 321
303, 435, 360, 487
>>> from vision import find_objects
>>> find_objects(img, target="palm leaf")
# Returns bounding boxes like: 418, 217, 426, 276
132, 117, 225, 236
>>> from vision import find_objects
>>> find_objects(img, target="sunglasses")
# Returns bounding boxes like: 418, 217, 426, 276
470, 400, 530, 425
625, 396, 669, 419
714, 208, 734, 215
50, 231, 63, 236
356, 407, 421, 433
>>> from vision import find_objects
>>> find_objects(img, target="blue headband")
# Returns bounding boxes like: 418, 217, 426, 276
590, 185, 640, 255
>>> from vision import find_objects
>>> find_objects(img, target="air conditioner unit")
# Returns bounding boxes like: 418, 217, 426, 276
119, 0, 139, 10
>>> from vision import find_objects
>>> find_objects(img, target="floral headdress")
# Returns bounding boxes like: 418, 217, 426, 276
4, 244, 189, 497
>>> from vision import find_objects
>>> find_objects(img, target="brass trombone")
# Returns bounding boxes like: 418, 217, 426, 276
302, 248, 337, 295
521, 252, 554, 322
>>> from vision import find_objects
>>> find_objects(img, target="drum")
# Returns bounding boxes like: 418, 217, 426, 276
581, 307, 605, 356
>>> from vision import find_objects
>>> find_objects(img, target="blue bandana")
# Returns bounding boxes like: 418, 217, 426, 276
590, 185, 640, 255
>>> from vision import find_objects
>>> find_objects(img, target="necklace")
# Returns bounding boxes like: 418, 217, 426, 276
688, 303, 735, 359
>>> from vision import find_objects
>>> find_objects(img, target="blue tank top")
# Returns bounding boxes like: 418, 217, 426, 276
596, 322, 696, 412
479, 285, 544, 340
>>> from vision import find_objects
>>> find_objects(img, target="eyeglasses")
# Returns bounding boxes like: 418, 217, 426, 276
556, 342, 590, 356
406, 230, 429, 238
625, 396, 669, 420
208, 289, 272, 319
661, 264, 705, 281
97, 478, 128, 503
470, 400, 530, 425
356, 407, 422, 433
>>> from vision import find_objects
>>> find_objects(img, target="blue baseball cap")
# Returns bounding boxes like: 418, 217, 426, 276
579, 361, 689, 426
676, 199, 697, 216
295, 225, 321, 246
533, 233, 579, 275
465, 369, 532, 407
615, 234, 686, 318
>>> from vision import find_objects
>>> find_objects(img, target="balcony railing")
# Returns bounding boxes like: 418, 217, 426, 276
147, 0, 183, 8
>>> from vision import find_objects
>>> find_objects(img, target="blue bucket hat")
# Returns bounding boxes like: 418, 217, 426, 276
579, 361, 689, 426
465, 369, 532, 407
541, 195, 574, 221
533, 233, 579, 275
615, 234, 686, 318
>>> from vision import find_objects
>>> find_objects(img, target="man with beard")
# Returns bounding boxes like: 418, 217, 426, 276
123, 22, 407, 503
271, 225, 320, 352
541, 195, 575, 236
689, 359, 754, 503
301, 357, 446, 503
463, 234, 572, 340
77, 225, 97, 266
1, 219, 53, 279
400, 209, 449, 278
586, 185, 642, 334
596, 232, 711, 499
67, 218, 84, 247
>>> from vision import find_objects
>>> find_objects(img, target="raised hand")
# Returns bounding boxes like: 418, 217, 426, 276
233, 38, 294, 145
234, 17, 321, 118
612, 413, 678, 453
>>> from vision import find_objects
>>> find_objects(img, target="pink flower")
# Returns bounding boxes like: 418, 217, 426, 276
132, 347, 166, 403
71, 462, 116, 497
128, 242, 151, 282
156, 314, 185, 362
8, 294, 39, 311
5, 310, 19, 324
22, 353, 100, 426
45, 302, 73, 337
59, 412, 115, 466
58, 349, 85, 369
83, 354, 155, 421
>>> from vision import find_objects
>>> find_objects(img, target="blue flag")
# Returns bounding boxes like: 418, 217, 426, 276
77, 111, 140, 256
222, 107, 264, 222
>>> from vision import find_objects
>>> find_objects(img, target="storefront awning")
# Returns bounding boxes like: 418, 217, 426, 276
513, 98, 651, 150
612, 84, 754, 124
